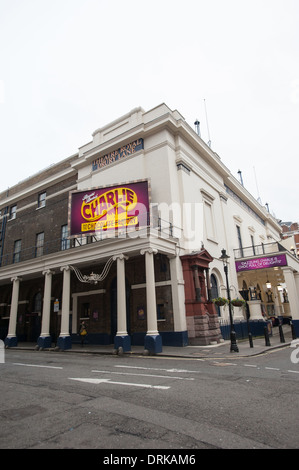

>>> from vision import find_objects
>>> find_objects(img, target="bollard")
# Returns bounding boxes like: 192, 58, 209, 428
290, 321, 297, 340
278, 324, 285, 343
248, 332, 254, 348
264, 326, 271, 347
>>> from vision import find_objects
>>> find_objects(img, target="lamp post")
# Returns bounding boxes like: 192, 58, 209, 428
220, 249, 239, 353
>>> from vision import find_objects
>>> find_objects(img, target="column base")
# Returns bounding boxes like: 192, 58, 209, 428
292, 319, 299, 338
114, 335, 131, 352
144, 334, 162, 354
4, 336, 18, 348
57, 336, 72, 350
37, 336, 52, 349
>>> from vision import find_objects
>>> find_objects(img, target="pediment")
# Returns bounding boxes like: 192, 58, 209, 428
180, 249, 214, 268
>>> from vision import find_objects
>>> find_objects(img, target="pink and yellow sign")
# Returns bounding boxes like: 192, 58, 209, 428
69, 181, 150, 236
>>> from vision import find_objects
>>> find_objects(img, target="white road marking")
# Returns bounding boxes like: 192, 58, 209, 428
287, 370, 299, 374
265, 367, 280, 371
13, 362, 63, 369
69, 378, 170, 389
212, 362, 237, 366
92, 369, 194, 380
114, 365, 200, 374
244, 364, 258, 368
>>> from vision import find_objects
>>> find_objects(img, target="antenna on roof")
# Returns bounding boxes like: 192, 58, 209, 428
237, 170, 244, 186
204, 99, 211, 147
194, 119, 201, 137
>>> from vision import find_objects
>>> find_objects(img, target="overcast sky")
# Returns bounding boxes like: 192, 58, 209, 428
0, 0, 298, 223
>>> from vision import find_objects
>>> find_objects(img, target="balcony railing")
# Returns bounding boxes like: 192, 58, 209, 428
0, 215, 178, 268
234, 242, 287, 260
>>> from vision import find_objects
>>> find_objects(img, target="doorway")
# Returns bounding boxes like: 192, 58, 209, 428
211, 274, 221, 316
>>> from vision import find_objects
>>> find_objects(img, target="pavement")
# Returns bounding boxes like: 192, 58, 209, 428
7, 324, 296, 359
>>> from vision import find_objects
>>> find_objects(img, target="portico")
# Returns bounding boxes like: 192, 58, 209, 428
3, 225, 186, 353
235, 241, 299, 334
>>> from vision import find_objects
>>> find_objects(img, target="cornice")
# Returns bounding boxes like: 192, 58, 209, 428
0, 166, 77, 207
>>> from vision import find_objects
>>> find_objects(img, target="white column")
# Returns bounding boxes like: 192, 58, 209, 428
113, 254, 128, 336
72, 294, 78, 334
141, 248, 162, 353
294, 273, 299, 301
112, 254, 130, 351
40, 270, 54, 338
141, 248, 158, 335
6, 277, 21, 346
283, 267, 299, 320
58, 266, 72, 349
169, 256, 187, 332
247, 300, 264, 320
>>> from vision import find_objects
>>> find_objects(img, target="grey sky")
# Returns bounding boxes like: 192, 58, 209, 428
0, 0, 298, 222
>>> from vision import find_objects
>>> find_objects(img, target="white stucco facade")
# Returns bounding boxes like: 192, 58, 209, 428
72, 103, 299, 330
2, 103, 299, 350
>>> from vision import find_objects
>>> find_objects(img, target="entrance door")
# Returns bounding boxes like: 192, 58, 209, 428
110, 277, 130, 340
211, 274, 221, 316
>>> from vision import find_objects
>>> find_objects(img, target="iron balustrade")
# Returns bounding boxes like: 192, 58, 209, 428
234, 241, 287, 260
0, 215, 179, 268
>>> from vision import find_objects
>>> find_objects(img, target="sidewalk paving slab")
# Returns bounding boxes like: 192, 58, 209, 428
6, 326, 295, 360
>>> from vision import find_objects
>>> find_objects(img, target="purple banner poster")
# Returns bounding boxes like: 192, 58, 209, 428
235, 254, 287, 273
69, 180, 150, 237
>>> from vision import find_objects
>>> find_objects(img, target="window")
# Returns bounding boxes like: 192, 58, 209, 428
157, 303, 165, 320
201, 189, 216, 241
13, 240, 21, 263
236, 226, 243, 257
35, 232, 44, 257
38, 192, 46, 208
204, 201, 216, 240
33, 292, 42, 313
61, 224, 70, 250
81, 303, 90, 318
251, 235, 256, 255
9, 205, 17, 220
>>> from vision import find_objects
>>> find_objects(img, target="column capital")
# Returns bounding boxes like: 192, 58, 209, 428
60, 265, 71, 272
282, 266, 296, 271
113, 253, 129, 261
11, 276, 21, 283
191, 264, 199, 271
42, 269, 55, 276
140, 248, 158, 256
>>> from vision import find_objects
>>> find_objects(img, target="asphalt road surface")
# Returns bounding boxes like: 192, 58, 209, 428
0, 347, 298, 450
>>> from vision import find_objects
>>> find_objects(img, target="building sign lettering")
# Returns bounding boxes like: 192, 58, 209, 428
235, 254, 287, 272
92, 138, 144, 171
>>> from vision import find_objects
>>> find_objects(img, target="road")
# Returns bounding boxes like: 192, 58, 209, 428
0, 347, 298, 450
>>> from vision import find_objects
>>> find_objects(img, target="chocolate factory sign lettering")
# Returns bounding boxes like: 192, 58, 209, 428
69, 180, 149, 236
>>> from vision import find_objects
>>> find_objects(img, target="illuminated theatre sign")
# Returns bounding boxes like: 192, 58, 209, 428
92, 139, 144, 172
235, 254, 287, 273
69, 180, 150, 236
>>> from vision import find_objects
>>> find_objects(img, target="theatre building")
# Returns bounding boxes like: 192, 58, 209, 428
1, 103, 299, 353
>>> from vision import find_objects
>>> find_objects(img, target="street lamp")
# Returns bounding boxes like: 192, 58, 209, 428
220, 249, 239, 353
